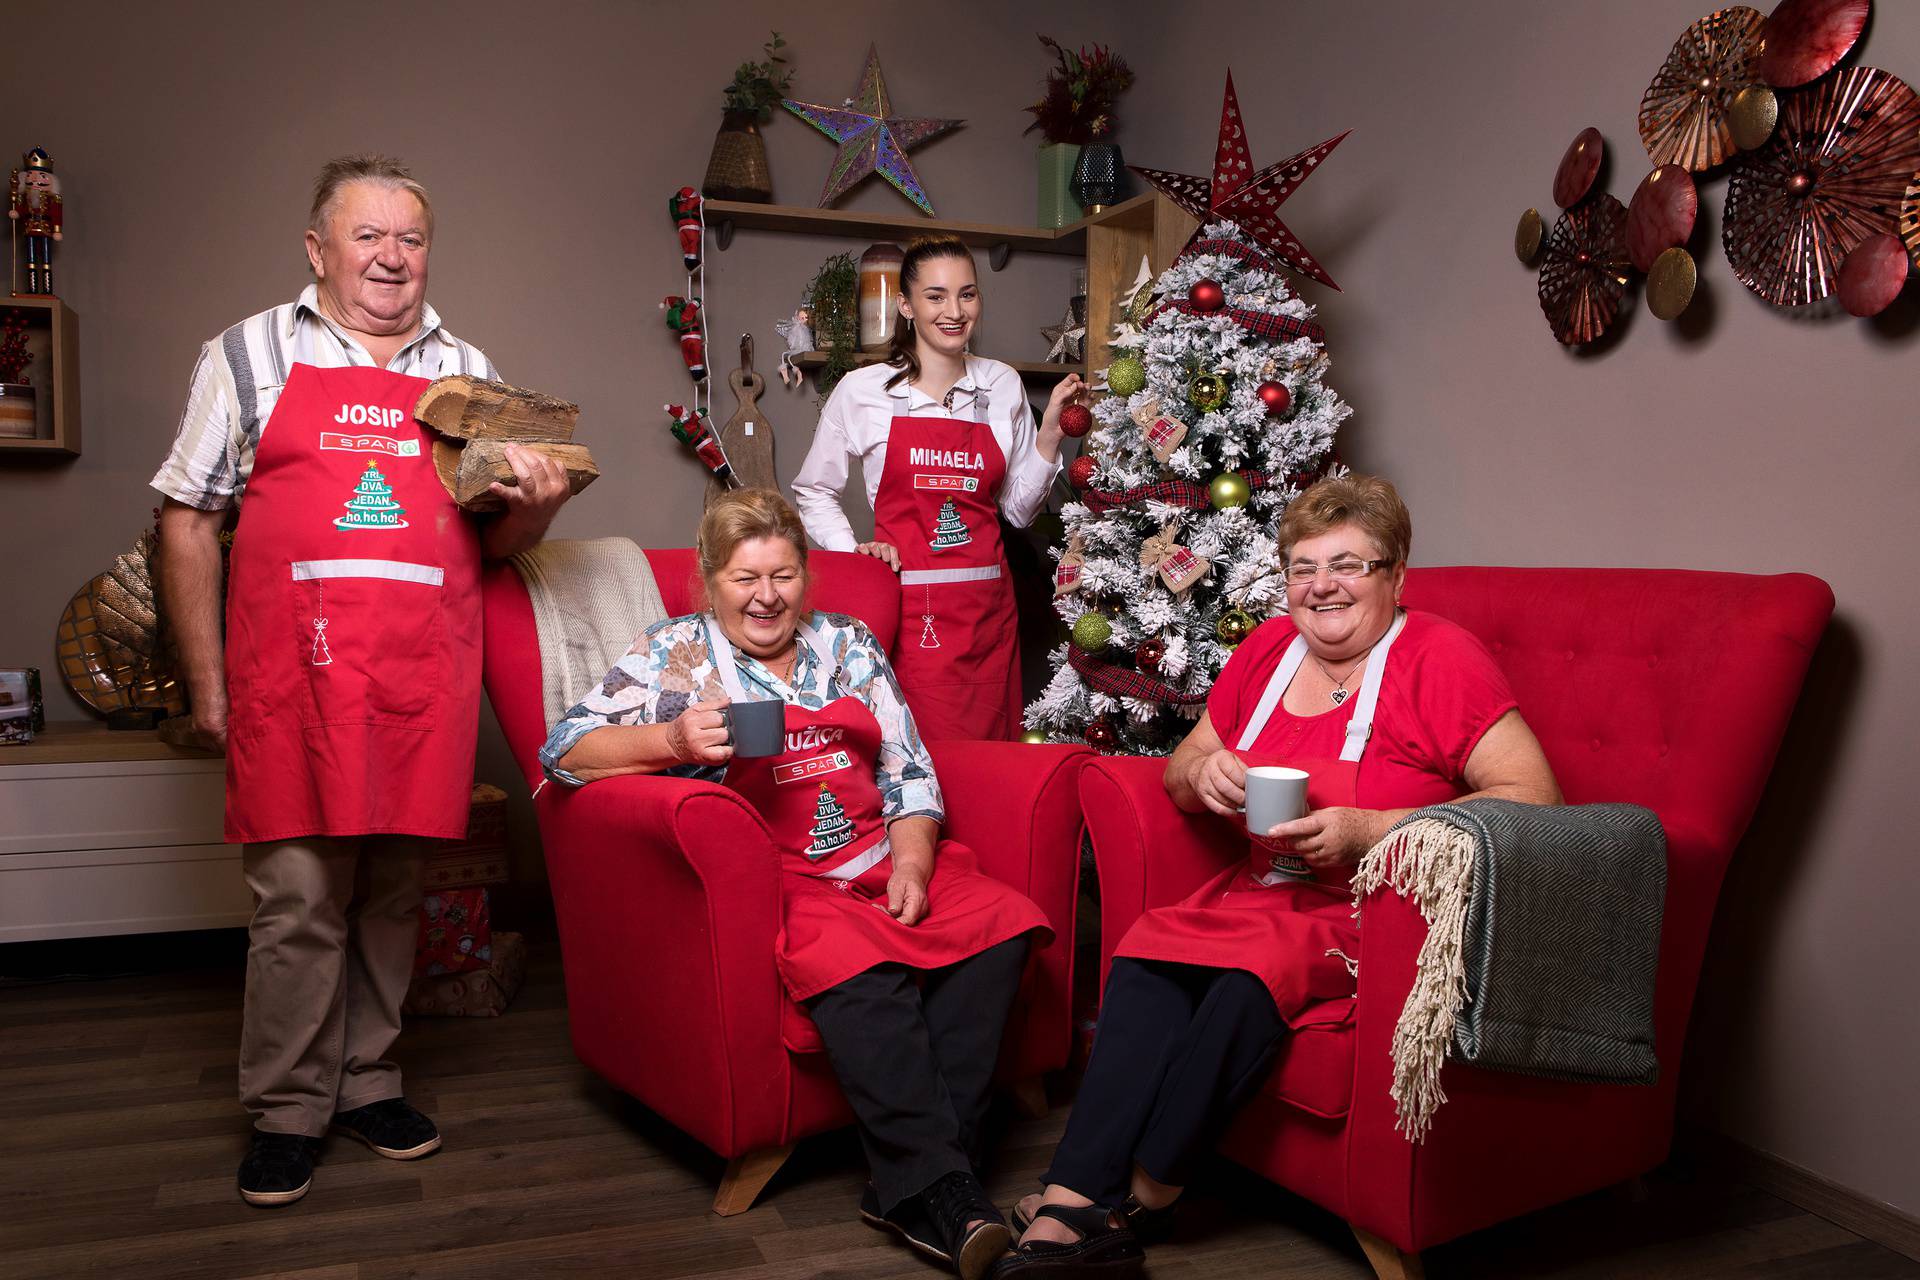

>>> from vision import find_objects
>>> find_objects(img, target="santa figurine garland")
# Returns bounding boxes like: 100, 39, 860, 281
663, 186, 736, 483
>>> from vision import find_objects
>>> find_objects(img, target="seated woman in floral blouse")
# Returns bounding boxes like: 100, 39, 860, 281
538, 487, 1047, 1280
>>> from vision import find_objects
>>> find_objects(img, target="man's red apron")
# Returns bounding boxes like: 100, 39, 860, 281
1112, 614, 1409, 1024
871, 394, 1021, 741
702, 617, 1048, 1001
223, 362, 482, 844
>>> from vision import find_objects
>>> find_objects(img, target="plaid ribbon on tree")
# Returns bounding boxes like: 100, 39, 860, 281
1143, 299, 1325, 344
1068, 645, 1210, 705
1083, 470, 1277, 515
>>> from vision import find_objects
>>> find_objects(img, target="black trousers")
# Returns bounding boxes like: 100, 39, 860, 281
806, 935, 1030, 1213
1043, 958, 1286, 1205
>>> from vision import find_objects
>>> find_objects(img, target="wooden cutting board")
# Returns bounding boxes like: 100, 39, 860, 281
709, 338, 776, 503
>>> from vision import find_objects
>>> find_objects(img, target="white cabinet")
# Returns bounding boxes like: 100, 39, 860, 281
0, 725, 251, 941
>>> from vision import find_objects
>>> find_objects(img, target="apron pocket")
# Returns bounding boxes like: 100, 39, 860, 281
290, 559, 446, 729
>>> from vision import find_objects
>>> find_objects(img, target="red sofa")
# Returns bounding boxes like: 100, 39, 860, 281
480, 543, 1088, 1214
1079, 567, 1833, 1278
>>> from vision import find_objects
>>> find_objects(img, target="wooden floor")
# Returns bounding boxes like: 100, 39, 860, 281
2, 934, 1913, 1280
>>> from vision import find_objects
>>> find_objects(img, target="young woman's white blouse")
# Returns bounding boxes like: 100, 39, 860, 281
791, 357, 1062, 552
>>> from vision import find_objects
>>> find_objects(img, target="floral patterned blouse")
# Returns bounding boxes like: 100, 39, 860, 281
538, 611, 944, 823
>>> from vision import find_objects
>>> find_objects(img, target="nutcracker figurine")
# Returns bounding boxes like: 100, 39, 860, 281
661, 294, 708, 382
10, 148, 63, 297
669, 186, 702, 271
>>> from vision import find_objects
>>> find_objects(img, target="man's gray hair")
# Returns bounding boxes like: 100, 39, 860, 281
308, 154, 435, 237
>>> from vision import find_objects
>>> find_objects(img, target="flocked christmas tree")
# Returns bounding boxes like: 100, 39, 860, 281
806, 784, 855, 856
1023, 220, 1350, 755
928, 498, 971, 549
334, 459, 408, 529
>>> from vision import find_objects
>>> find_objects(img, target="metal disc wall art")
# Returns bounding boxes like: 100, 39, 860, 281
1723, 66, 1920, 306
1897, 175, 1920, 268
1554, 128, 1606, 207
1638, 6, 1767, 171
1516, 208, 1545, 263
1648, 247, 1701, 319
1756, 0, 1871, 89
1627, 165, 1701, 271
1540, 194, 1632, 343
1729, 84, 1783, 149
1836, 232, 1910, 315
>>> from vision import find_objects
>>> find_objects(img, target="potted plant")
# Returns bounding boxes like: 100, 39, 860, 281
702, 32, 792, 204
1024, 36, 1134, 228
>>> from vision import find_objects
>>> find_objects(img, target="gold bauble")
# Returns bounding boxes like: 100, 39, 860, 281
1018, 729, 1049, 745
1208, 471, 1251, 509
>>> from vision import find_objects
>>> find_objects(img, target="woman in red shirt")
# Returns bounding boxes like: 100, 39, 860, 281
999, 475, 1562, 1277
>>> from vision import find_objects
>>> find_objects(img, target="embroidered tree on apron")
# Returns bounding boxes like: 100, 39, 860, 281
806, 783, 856, 857
927, 498, 971, 549
1024, 221, 1349, 754
334, 460, 409, 530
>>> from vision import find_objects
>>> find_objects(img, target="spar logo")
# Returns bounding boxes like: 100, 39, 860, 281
773, 751, 853, 785
913, 474, 979, 493
319, 432, 420, 457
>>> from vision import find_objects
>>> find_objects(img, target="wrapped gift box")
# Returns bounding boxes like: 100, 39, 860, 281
423, 782, 510, 891
403, 930, 528, 1017
415, 885, 493, 977
0, 668, 43, 745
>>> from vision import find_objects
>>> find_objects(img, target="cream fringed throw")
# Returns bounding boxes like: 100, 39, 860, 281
1350, 816, 1479, 1144
510, 537, 668, 729
1351, 798, 1666, 1144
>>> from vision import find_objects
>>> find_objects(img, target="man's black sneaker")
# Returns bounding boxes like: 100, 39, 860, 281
238, 1130, 316, 1207
331, 1096, 442, 1159
860, 1181, 952, 1262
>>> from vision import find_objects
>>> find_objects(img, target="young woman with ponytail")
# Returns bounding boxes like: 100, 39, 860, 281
792, 236, 1086, 740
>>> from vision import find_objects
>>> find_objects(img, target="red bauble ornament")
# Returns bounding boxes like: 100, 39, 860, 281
1257, 380, 1291, 415
1059, 403, 1094, 437
1084, 718, 1118, 750
1068, 455, 1097, 491
1189, 279, 1226, 312
1135, 636, 1167, 674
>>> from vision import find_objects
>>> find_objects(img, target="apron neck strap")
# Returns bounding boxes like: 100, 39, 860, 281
702, 613, 827, 702
1232, 609, 1408, 764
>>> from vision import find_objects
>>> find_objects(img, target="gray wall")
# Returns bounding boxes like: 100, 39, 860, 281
2, 0, 1913, 1227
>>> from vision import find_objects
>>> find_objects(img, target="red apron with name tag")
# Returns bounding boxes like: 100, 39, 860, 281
706, 621, 1049, 1001
1111, 615, 1409, 1023
223, 361, 482, 844
872, 409, 1021, 741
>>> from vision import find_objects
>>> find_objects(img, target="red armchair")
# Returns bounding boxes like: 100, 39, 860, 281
1080, 567, 1833, 1277
480, 543, 1088, 1214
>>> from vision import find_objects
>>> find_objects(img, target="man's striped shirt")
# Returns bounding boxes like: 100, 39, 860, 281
150, 283, 496, 510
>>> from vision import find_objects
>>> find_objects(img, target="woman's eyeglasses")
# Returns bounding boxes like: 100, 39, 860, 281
1283, 558, 1392, 585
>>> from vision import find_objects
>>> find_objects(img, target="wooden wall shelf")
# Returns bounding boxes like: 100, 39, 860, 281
0, 296, 81, 457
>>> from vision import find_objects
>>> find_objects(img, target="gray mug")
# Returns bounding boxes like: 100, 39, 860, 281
722, 699, 787, 758
1245, 765, 1310, 838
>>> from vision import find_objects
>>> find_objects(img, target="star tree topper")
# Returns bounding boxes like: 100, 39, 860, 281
782, 45, 963, 216
1130, 72, 1349, 290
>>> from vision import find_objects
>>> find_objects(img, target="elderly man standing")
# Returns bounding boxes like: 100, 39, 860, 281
152, 155, 570, 1207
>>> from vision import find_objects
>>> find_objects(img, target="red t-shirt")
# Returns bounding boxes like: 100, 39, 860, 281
1207, 610, 1518, 811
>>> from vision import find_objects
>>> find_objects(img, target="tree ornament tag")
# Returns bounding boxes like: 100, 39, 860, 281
1139, 526, 1210, 595
1145, 413, 1189, 463
1053, 536, 1086, 597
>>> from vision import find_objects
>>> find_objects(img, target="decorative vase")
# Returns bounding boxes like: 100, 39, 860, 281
858, 243, 904, 352
1071, 143, 1123, 214
1036, 142, 1084, 229
0, 383, 36, 438
702, 109, 773, 203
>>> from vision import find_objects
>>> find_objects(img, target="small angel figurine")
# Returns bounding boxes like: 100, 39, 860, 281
774, 303, 813, 389
10, 148, 63, 297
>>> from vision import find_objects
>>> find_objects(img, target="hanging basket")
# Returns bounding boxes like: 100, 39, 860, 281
703, 109, 773, 203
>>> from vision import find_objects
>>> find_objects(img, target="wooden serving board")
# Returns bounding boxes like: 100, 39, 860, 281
709, 358, 776, 504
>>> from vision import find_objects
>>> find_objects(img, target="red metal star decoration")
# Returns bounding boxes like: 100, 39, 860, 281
1129, 72, 1349, 290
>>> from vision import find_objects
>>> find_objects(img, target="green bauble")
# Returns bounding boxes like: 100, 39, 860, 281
1071, 611, 1114, 653
1208, 471, 1251, 509
1216, 607, 1257, 647
1189, 371, 1230, 413
1107, 356, 1147, 398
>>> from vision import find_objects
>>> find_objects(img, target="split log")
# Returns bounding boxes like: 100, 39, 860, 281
433, 438, 464, 498
451, 440, 599, 510
415, 375, 579, 443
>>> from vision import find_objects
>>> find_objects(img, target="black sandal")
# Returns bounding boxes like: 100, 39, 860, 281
996, 1203, 1144, 1277
1013, 1193, 1176, 1244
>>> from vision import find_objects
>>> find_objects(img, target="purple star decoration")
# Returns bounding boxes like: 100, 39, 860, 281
782, 45, 963, 216
1130, 72, 1348, 290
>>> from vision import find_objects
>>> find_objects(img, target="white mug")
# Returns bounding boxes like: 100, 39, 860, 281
1245, 766, 1310, 839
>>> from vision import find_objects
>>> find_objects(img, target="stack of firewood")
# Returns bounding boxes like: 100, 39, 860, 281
414, 375, 599, 511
